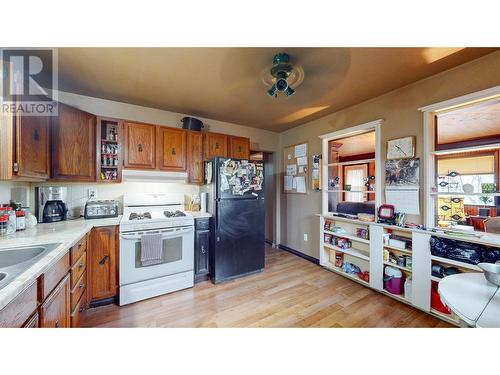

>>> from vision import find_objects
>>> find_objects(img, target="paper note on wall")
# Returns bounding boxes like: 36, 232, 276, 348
294, 144, 307, 158
295, 176, 306, 193
286, 164, 297, 176
284, 176, 293, 191
385, 187, 420, 215
298, 166, 304, 173
297, 156, 307, 166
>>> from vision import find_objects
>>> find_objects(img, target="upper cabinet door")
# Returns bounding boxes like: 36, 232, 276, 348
15, 114, 50, 179
123, 122, 156, 169
51, 103, 96, 181
157, 127, 187, 171
228, 136, 250, 160
187, 131, 203, 183
204, 132, 228, 159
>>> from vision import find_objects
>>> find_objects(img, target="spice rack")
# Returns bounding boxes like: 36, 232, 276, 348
97, 117, 122, 183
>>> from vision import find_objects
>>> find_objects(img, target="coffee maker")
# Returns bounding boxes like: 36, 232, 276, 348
35, 187, 68, 223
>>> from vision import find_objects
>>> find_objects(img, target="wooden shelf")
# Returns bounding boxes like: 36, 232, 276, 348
384, 261, 412, 273
324, 243, 370, 261
323, 263, 369, 286
328, 158, 375, 167
324, 229, 370, 244
382, 290, 411, 305
430, 192, 500, 196
430, 255, 481, 271
384, 245, 412, 254
323, 214, 372, 226
430, 275, 442, 282
430, 308, 460, 325
328, 189, 376, 193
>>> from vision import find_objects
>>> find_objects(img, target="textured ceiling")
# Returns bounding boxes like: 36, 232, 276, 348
57, 47, 498, 132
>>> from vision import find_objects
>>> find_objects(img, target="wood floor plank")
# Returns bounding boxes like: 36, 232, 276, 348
81, 246, 453, 328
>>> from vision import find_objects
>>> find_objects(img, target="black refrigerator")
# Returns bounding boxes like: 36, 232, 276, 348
203, 157, 265, 283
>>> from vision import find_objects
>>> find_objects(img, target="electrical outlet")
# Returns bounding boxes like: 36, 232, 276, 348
87, 188, 97, 199
303, 233, 308, 241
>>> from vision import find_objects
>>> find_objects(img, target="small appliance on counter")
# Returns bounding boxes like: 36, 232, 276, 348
84, 200, 119, 219
35, 186, 68, 223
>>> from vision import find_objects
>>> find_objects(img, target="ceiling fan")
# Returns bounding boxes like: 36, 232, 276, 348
263, 53, 304, 98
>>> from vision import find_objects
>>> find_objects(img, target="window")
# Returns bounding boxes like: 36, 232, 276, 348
344, 164, 367, 202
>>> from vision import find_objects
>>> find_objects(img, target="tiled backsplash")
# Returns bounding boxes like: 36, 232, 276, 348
0, 181, 200, 219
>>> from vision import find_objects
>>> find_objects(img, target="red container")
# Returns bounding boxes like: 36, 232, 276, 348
430, 281, 451, 314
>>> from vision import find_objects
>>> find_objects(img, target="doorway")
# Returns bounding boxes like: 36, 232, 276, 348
250, 151, 276, 245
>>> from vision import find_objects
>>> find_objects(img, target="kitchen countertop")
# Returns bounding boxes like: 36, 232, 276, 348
187, 211, 212, 218
0, 216, 121, 310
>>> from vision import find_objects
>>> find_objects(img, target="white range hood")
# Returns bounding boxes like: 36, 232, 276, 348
122, 169, 188, 182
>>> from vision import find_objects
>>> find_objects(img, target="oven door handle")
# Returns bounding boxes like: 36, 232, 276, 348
120, 226, 193, 240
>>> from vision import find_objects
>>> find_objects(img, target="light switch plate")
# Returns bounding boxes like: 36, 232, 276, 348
87, 188, 97, 199
303, 233, 308, 241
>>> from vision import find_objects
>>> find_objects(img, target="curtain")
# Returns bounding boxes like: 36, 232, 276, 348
345, 165, 368, 202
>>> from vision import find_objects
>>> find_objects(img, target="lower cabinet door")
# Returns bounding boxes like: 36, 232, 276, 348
195, 229, 210, 276
89, 226, 118, 301
39, 274, 71, 328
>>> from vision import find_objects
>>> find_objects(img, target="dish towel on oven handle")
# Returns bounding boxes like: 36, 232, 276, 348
140, 232, 163, 266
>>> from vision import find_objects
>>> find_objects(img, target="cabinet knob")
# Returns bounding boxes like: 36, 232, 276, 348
78, 263, 84, 269
99, 255, 109, 265
171, 147, 176, 155
201, 245, 205, 254
33, 129, 40, 141
79, 283, 84, 289
215, 142, 219, 149
137, 143, 143, 152
55, 320, 59, 328
238, 146, 242, 152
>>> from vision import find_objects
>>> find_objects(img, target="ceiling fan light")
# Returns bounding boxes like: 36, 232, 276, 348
285, 86, 295, 97
267, 84, 277, 97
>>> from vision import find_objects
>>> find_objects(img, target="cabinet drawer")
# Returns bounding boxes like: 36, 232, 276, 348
71, 251, 87, 288
70, 235, 87, 265
71, 297, 84, 328
71, 271, 86, 312
38, 252, 70, 302
40, 274, 70, 328
0, 282, 37, 328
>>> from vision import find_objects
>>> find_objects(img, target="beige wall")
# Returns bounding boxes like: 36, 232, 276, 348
57, 91, 279, 152
279, 51, 500, 259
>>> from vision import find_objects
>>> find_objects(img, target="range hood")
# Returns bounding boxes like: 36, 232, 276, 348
122, 169, 188, 182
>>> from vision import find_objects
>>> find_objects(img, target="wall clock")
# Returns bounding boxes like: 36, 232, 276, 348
386, 136, 415, 160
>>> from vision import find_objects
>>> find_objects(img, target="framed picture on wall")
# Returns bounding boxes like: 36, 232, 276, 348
386, 136, 415, 160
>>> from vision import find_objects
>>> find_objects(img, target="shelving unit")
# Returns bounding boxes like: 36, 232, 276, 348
430, 308, 461, 325
383, 261, 412, 273
323, 263, 369, 286
430, 255, 481, 271
384, 245, 412, 255
323, 229, 370, 244
96, 117, 122, 183
324, 243, 369, 261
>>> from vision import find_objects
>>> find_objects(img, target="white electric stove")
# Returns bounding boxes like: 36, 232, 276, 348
119, 193, 194, 305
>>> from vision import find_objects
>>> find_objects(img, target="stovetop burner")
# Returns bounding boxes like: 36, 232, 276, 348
163, 210, 186, 218
129, 212, 152, 220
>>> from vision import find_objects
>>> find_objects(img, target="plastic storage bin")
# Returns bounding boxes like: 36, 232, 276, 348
384, 266, 405, 295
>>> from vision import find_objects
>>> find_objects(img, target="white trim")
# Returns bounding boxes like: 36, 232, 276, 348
432, 143, 500, 155
329, 158, 375, 167
318, 119, 383, 216
418, 85, 500, 113
319, 119, 383, 140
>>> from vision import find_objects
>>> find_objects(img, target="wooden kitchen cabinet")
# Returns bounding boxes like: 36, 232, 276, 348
228, 136, 250, 159
123, 121, 156, 169
204, 132, 228, 159
187, 131, 204, 183
89, 226, 118, 303
39, 274, 71, 328
157, 126, 187, 171
15, 113, 51, 179
51, 103, 96, 181
0, 281, 38, 328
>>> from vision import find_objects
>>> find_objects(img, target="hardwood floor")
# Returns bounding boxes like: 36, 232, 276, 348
82, 246, 452, 328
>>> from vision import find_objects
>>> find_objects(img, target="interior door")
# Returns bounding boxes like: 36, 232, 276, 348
213, 198, 265, 282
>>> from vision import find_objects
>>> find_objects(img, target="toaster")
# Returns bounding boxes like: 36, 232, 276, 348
84, 200, 118, 219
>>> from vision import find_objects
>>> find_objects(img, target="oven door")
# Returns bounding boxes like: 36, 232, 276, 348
119, 226, 194, 286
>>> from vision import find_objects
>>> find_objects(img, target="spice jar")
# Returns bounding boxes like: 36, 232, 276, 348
16, 210, 26, 231
0, 207, 16, 234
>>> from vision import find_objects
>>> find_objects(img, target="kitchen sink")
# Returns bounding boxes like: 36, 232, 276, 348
0, 243, 61, 290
